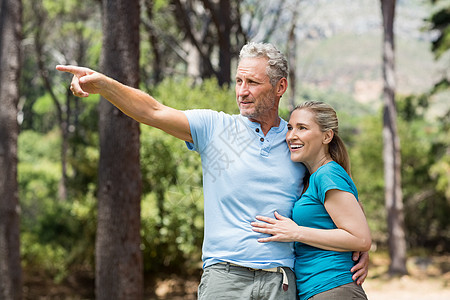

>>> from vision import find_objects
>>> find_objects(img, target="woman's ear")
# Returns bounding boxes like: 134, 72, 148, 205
323, 129, 334, 144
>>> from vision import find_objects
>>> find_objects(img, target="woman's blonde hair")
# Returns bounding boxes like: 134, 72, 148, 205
292, 101, 351, 191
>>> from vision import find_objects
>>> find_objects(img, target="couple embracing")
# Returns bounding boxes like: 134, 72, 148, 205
58, 42, 370, 300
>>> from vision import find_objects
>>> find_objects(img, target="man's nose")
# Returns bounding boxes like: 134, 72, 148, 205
237, 82, 250, 97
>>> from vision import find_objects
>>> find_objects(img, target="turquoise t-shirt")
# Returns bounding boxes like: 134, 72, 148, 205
292, 161, 358, 300
183, 109, 306, 269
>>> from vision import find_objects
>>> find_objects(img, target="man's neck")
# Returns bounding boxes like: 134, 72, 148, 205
248, 115, 281, 136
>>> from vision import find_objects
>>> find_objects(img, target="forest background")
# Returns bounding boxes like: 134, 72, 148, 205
1, 0, 449, 299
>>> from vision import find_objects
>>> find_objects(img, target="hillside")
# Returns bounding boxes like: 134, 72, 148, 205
286, 0, 448, 117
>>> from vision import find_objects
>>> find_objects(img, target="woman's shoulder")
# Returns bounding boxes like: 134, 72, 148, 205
312, 161, 354, 190
315, 161, 347, 178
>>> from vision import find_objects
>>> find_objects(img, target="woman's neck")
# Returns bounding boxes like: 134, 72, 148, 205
306, 155, 332, 174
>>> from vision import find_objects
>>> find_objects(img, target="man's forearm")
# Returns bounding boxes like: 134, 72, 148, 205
100, 76, 162, 126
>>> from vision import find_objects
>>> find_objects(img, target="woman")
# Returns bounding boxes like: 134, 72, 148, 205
251, 101, 371, 300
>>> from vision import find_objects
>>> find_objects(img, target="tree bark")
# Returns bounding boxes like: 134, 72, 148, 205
96, 0, 143, 299
0, 0, 23, 299
172, 0, 217, 80
172, 0, 243, 85
287, 9, 298, 111
380, 0, 408, 276
202, 0, 232, 85
144, 0, 163, 85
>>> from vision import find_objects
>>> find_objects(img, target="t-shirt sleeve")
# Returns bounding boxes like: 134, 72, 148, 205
314, 165, 358, 204
183, 109, 220, 153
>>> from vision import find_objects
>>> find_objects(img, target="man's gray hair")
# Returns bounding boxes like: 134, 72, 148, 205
239, 42, 288, 87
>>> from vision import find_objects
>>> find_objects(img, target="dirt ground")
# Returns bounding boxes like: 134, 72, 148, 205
23, 253, 450, 299
362, 254, 450, 300
147, 254, 450, 300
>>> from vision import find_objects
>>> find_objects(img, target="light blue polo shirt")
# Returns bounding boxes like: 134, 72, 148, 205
183, 109, 305, 269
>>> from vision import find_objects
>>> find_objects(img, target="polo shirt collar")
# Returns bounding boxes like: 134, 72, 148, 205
239, 114, 286, 134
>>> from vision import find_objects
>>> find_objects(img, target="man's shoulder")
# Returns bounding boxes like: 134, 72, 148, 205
184, 109, 243, 135
184, 109, 237, 119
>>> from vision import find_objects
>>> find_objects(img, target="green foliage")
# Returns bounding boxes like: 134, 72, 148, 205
16, 0, 449, 287
347, 114, 387, 241
138, 78, 236, 273
140, 146, 204, 273
429, 0, 450, 58
17, 80, 449, 288
21, 195, 97, 283
21, 232, 68, 281
294, 84, 376, 115
19, 54, 47, 131
140, 0, 185, 87
42, 0, 80, 18
398, 106, 449, 251
429, 112, 450, 199
33, 93, 54, 115
19, 130, 61, 204
428, 0, 450, 95
151, 77, 238, 112
66, 96, 100, 198
19, 129, 97, 281
397, 94, 430, 121
345, 95, 450, 252
20, 0, 101, 133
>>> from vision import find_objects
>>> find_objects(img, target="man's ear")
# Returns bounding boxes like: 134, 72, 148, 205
276, 77, 288, 97
323, 129, 334, 144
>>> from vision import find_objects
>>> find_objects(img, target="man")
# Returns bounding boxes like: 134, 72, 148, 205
57, 42, 368, 299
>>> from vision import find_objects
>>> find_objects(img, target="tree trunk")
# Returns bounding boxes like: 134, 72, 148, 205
172, 0, 216, 80
96, 0, 143, 299
380, 0, 408, 276
144, 0, 163, 85
287, 9, 298, 111
0, 0, 23, 299
173, 0, 238, 85
216, 0, 232, 86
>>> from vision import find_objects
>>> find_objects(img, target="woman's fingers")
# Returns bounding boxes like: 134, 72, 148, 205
257, 236, 275, 243
251, 221, 269, 229
274, 211, 287, 220
255, 215, 277, 224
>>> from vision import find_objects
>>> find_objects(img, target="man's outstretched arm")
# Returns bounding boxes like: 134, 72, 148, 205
56, 65, 193, 143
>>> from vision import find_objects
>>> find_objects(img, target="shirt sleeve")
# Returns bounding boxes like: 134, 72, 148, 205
314, 164, 358, 204
183, 109, 220, 153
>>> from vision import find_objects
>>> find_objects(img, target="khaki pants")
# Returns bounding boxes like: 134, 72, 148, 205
198, 263, 297, 300
309, 282, 368, 300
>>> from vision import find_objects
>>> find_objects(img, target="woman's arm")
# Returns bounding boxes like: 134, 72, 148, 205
251, 189, 371, 252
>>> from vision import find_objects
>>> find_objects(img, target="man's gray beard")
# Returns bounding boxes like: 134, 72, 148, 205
240, 94, 276, 120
